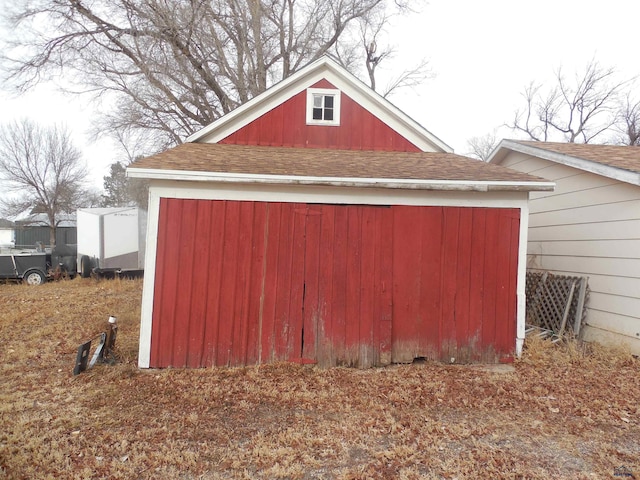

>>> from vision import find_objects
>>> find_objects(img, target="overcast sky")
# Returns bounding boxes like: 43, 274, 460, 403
390, 0, 640, 152
1, 0, 638, 188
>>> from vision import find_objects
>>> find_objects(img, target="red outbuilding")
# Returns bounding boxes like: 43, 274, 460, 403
128, 56, 553, 368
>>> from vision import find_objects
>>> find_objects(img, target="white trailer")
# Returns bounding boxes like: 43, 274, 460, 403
77, 207, 146, 278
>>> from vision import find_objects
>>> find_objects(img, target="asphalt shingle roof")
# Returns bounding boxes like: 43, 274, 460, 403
516, 141, 640, 175
129, 143, 551, 190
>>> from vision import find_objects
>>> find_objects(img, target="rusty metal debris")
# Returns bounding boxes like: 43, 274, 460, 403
73, 316, 118, 375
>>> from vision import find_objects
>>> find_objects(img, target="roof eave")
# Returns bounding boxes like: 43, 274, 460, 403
489, 140, 640, 186
127, 167, 555, 192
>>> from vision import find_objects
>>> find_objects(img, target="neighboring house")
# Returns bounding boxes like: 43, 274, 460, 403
128, 56, 553, 369
0, 219, 15, 248
489, 140, 640, 354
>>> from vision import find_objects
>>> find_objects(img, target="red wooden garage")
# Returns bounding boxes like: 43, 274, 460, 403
128, 57, 553, 368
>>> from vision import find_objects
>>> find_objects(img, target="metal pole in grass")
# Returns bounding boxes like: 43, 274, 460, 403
104, 316, 118, 361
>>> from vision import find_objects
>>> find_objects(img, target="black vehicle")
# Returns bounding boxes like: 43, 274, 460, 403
0, 252, 49, 285
0, 244, 77, 285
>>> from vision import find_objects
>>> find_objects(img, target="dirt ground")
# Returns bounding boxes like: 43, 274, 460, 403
0, 278, 638, 479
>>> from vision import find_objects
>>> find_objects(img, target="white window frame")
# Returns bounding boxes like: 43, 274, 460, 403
306, 88, 341, 126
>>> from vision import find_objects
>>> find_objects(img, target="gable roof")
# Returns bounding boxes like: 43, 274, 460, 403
186, 56, 452, 153
489, 140, 640, 186
128, 143, 553, 192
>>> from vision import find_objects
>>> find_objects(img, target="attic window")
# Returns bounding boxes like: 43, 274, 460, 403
306, 88, 341, 126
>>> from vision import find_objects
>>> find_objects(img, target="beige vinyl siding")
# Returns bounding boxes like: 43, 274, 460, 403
528, 256, 640, 278
528, 201, 640, 227
585, 310, 639, 341
529, 221, 640, 242
531, 183, 638, 212
582, 274, 640, 298
588, 292, 640, 319
500, 151, 640, 353
527, 239, 639, 258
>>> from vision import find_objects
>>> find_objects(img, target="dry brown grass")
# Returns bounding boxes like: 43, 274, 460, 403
1, 279, 639, 479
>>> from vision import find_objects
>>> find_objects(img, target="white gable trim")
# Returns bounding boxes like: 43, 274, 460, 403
489, 140, 640, 186
185, 56, 452, 153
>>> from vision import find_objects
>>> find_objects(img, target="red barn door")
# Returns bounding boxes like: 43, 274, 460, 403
149, 199, 519, 368
390, 206, 520, 363
150, 200, 393, 367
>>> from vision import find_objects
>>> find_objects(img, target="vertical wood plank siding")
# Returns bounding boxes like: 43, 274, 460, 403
220, 80, 422, 152
150, 199, 520, 368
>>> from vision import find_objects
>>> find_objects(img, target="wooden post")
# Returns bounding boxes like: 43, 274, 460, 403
557, 280, 576, 338
573, 277, 588, 337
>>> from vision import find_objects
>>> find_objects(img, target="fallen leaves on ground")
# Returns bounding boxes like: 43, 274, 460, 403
0, 278, 638, 479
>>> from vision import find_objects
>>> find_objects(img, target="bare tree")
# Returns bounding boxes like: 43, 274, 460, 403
359, 2, 431, 98
2, 0, 428, 153
510, 60, 627, 143
466, 130, 499, 162
613, 93, 640, 146
0, 119, 90, 247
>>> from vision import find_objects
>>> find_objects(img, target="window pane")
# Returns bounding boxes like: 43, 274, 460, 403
313, 108, 323, 120
313, 95, 323, 108
324, 108, 333, 121
324, 95, 334, 108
